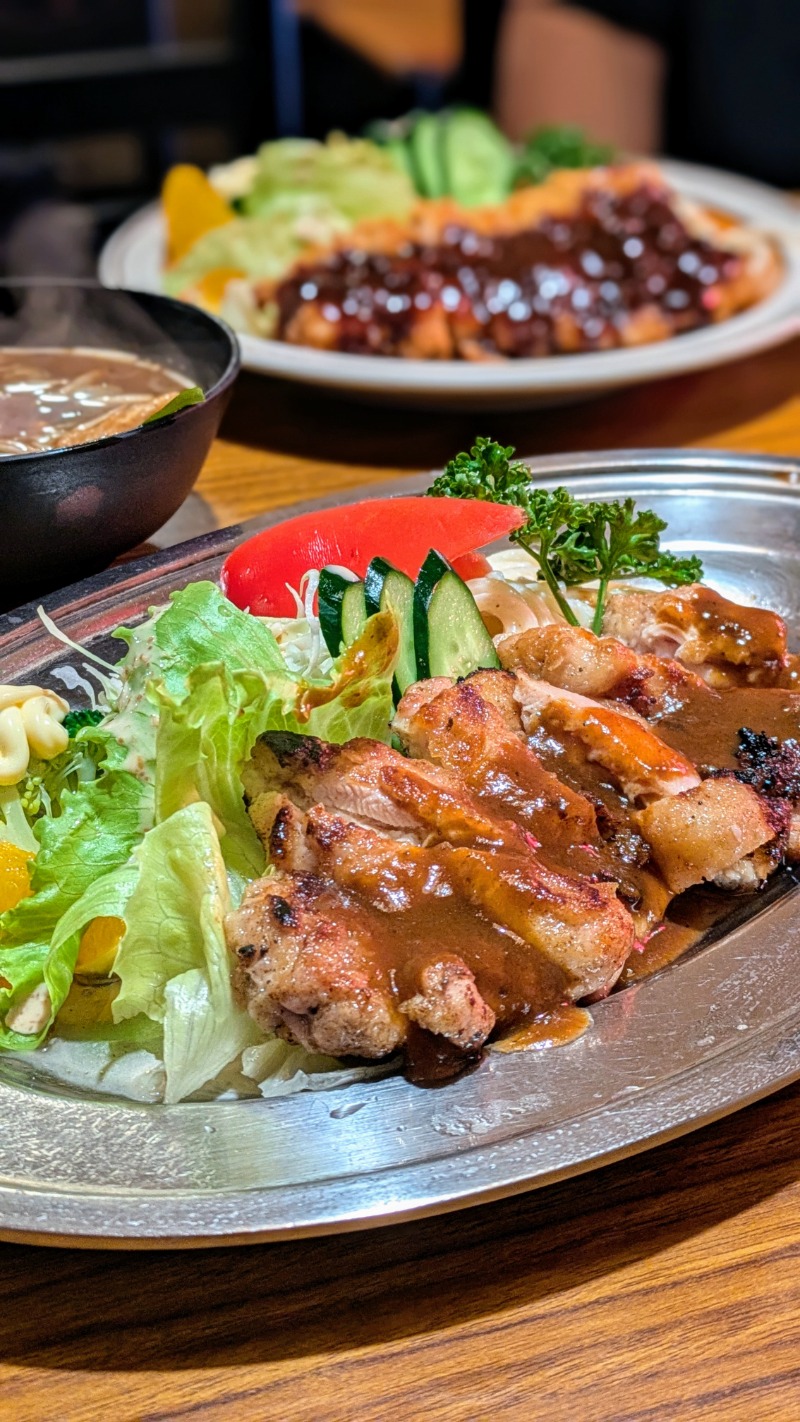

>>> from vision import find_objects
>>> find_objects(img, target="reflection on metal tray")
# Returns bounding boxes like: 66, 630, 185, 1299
1, 448, 800, 1248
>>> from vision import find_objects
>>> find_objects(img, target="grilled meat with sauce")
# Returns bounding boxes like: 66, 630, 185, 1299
226, 582, 800, 1084
257, 164, 779, 361
228, 729, 637, 1071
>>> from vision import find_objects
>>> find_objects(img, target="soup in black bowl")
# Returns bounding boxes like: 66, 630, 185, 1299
0, 281, 239, 607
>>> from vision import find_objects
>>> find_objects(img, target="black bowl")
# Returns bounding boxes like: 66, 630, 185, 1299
0, 281, 239, 604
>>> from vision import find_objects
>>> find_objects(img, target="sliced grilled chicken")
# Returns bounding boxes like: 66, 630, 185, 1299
228, 726, 640, 1066
395, 670, 672, 932
394, 672, 600, 847
599, 584, 789, 687
512, 672, 781, 891
634, 777, 784, 894
513, 673, 701, 802
498, 623, 710, 715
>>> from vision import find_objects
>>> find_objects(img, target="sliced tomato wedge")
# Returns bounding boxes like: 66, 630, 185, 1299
220, 497, 524, 617
451, 550, 493, 581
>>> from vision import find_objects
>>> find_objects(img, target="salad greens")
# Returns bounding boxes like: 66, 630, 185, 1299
165, 135, 416, 304
164, 116, 618, 332
516, 125, 615, 186
0, 580, 398, 1098
428, 438, 703, 633
239, 135, 416, 222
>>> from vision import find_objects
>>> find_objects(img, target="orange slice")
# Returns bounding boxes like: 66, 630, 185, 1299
75, 916, 126, 978
0, 842, 32, 913
192, 266, 245, 310
162, 164, 233, 265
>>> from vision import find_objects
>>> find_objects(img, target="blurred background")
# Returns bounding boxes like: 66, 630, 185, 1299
2, 0, 798, 279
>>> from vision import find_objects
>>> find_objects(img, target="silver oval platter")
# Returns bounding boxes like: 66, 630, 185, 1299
1, 448, 800, 1247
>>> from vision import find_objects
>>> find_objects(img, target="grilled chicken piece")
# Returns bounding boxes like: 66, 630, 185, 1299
513, 674, 701, 802
394, 671, 600, 846
246, 730, 536, 850
396, 670, 671, 933
229, 729, 640, 1064
297, 806, 634, 1000
599, 584, 789, 687
498, 624, 709, 716
242, 732, 424, 840
635, 777, 784, 894
228, 874, 409, 1057
512, 672, 782, 891
245, 734, 637, 996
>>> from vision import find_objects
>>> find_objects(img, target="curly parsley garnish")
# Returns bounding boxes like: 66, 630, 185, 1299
428, 437, 703, 634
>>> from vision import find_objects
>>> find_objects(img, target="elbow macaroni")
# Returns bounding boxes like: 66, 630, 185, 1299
0, 685, 69, 785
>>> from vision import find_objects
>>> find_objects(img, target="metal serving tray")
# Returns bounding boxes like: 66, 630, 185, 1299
1, 448, 800, 1248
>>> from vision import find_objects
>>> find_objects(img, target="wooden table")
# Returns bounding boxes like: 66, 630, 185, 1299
5, 342, 800, 1422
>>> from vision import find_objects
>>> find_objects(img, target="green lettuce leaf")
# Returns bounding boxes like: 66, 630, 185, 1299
148, 581, 286, 697
0, 771, 145, 1049
16, 802, 254, 1100
242, 134, 416, 221
110, 801, 257, 1101
89, 580, 286, 782
152, 611, 397, 890
153, 665, 293, 891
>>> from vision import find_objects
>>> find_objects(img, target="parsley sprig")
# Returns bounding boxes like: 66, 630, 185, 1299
428, 438, 703, 634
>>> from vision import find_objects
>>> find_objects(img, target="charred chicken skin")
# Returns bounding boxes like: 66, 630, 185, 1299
227, 593, 800, 1084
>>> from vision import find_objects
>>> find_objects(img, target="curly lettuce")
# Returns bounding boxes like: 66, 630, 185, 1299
0, 581, 397, 1096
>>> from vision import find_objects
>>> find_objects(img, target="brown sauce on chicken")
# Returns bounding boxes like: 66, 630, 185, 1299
524, 719, 665, 923
657, 587, 790, 681
230, 593, 800, 1087
274, 183, 740, 359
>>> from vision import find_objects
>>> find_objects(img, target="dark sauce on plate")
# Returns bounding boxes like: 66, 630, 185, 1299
275, 183, 741, 358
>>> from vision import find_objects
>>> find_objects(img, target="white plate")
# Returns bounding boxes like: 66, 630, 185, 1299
99, 160, 800, 410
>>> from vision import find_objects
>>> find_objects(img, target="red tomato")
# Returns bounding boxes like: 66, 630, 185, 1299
451, 551, 493, 581
220, 497, 524, 616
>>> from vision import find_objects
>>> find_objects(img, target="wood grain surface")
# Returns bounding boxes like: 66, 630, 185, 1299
5, 339, 800, 1422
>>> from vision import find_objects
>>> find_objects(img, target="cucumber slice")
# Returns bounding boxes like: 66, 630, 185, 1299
441, 108, 516, 206
414, 549, 500, 680
364, 557, 417, 696
385, 136, 416, 181
341, 580, 368, 647
318, 568, 367, 657
409, 113, 446, 198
